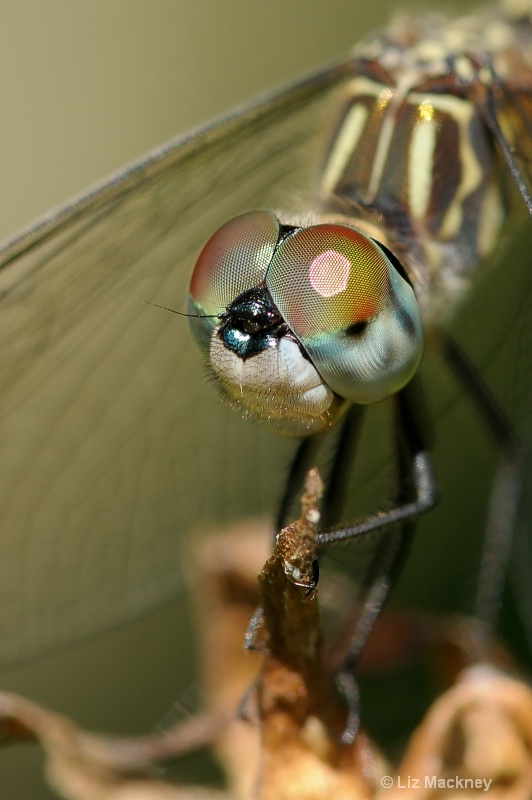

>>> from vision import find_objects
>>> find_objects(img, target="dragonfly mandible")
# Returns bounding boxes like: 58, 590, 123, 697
0, 0, 530, 791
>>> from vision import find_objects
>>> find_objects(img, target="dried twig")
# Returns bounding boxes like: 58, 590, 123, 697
249, 468, 384, 800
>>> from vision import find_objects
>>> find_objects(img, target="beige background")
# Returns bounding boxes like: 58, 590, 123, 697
0, 0, 438, 243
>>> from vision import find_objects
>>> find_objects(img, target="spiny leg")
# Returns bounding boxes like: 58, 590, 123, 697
316, 388, 437, 549
323, 385, 437, 741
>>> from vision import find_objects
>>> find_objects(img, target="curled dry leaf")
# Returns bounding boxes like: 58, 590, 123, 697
382, 665, 532, 800
0, 691, 231, 800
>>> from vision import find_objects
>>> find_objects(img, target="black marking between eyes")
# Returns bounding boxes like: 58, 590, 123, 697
218, 286, 289, 360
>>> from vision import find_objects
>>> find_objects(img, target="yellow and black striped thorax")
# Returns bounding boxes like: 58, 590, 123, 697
320, 2, 532, 321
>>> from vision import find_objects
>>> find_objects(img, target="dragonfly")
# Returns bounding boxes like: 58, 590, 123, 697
0, 0, 530, 789
185, 0, 532, 726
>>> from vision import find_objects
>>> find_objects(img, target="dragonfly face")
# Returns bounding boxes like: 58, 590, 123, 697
188, 210, 423, 433
0, 0, 531, 792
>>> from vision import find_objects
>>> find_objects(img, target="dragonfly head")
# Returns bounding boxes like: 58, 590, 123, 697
188, 210, 424, 436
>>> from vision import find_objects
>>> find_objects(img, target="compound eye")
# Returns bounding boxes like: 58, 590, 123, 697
266, 224, 391, 337
189, 210, 280, 316
266, 224, 423, 404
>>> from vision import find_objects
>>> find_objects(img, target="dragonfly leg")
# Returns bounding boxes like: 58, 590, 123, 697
469, 52, 532, 217
319, 406, 365, 530
316, 389, 438, 549
440, 333, 522, 655
276, 436, 321, 531
325, 386, 437, 741
334, 668, 361, 745
276, 406, 365, 532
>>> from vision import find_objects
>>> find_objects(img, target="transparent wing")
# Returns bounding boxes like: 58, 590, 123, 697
0, 62, 351, 665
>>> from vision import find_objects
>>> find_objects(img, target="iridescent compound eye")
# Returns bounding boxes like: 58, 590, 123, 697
266, 224, 423, 404
188, 210, 280, 344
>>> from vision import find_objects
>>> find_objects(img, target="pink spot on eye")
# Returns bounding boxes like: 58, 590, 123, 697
309, 250, 350, 297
